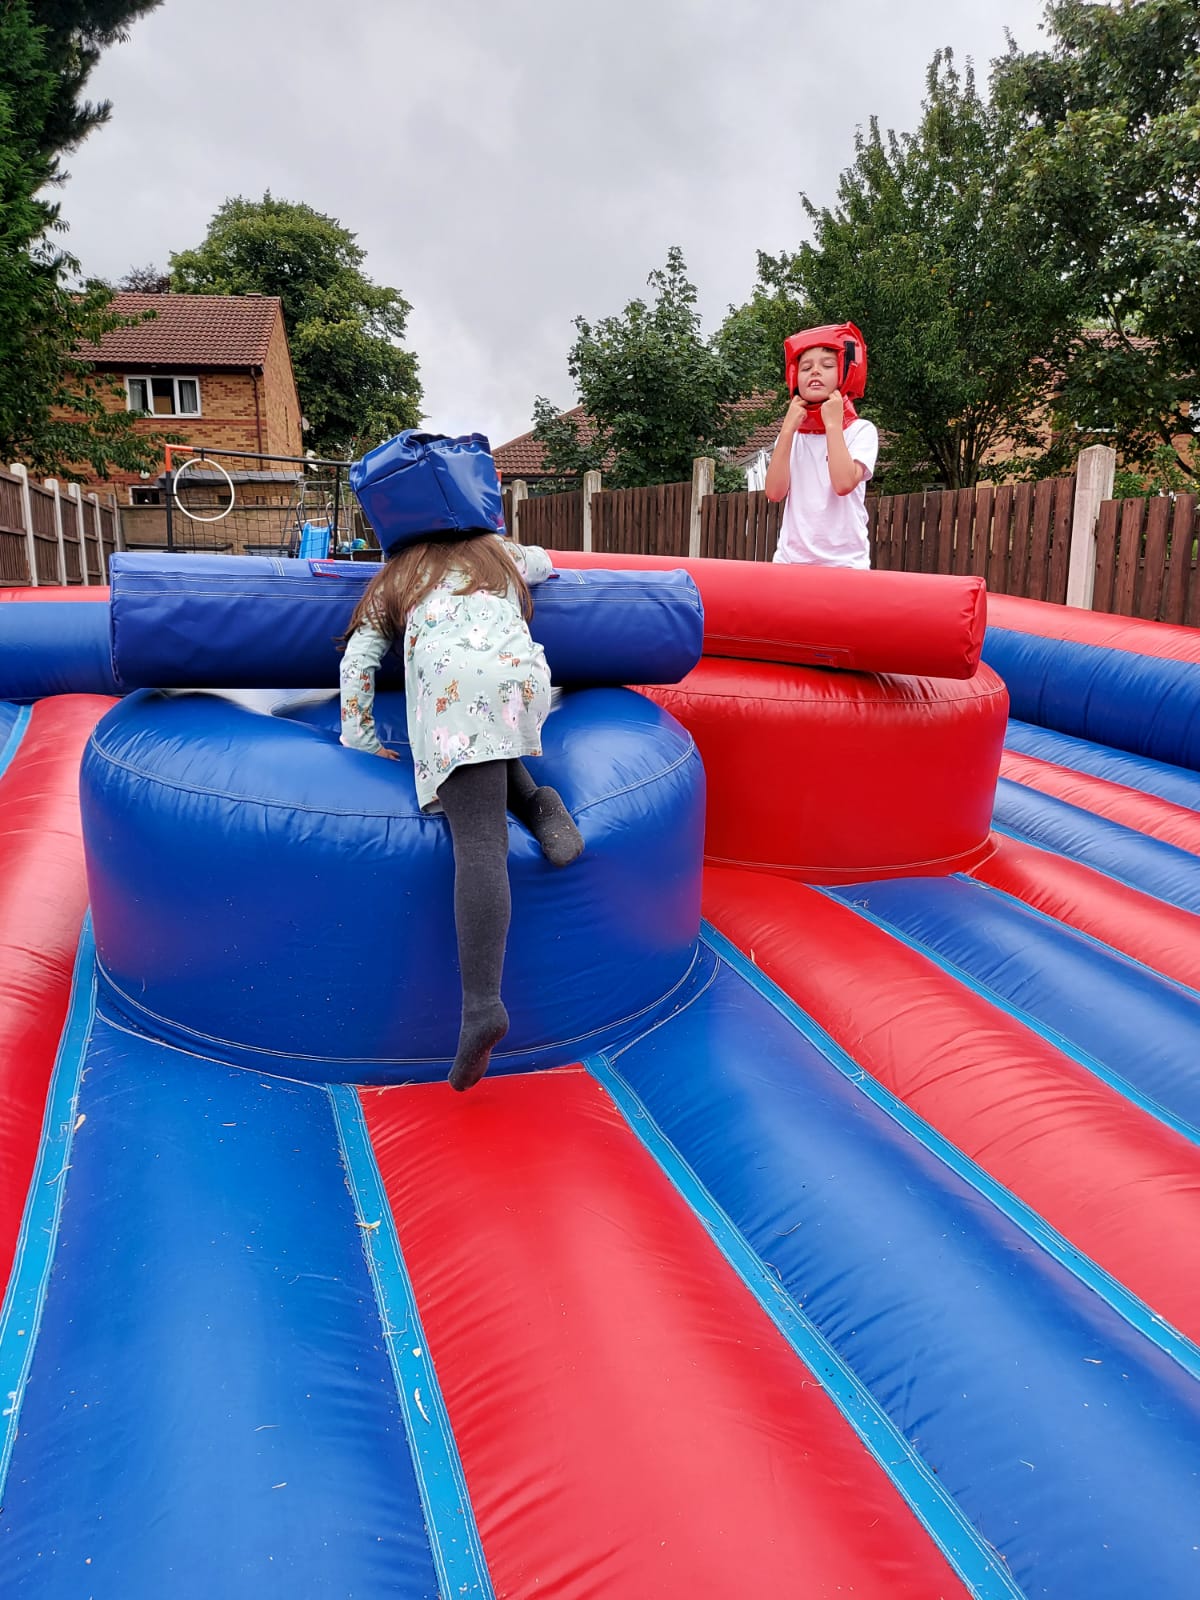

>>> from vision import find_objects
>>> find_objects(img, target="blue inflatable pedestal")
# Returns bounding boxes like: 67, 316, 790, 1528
82, 685, 706, 1083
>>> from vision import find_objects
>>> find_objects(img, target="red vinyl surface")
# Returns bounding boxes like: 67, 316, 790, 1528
0, 588, 108, 602
0, 696, 113, 1289
551, 550, 985, 679
970, 833, 1200, 992
643, 656, 1007, 882
703, 865, 1200, 1342
1000, 749, 1200, 855
362, 1068, 971, 1600
988, 593, 1200, 663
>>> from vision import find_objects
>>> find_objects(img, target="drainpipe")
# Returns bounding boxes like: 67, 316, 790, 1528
252, 365, 264, 452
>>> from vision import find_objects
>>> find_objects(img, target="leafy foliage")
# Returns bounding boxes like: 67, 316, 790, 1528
995, 0, 1200, 477
0, 0, 169, 478
170, 194, 422, 458
534, 247, 755, 492
725, 51, 1084, 491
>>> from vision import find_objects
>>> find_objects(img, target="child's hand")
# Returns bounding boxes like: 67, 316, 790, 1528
784, 393, 808, 432
821, 390, 845, 432
374, 747, 400, 761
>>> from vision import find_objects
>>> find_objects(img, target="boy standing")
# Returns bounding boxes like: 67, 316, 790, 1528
764, 324, 878, 569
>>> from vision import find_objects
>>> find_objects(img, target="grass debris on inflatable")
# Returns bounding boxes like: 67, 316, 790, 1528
0, 547, 1198, 1599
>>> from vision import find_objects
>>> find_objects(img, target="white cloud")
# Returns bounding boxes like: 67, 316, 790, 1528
60, 0, 1049, 450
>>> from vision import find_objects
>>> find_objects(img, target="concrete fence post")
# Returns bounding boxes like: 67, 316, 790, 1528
87, 491, 105, 582
1065, 445, 1117, 610
689, 457, 715, 559
581, 470, 601, 553
9, 462, 37, 587
509, 479, 528, 544
109, 491, 125, 553
66, 483, 90, 583
43, 478, 69, 585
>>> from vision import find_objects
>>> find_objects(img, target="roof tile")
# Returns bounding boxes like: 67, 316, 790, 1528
77, 292, 282, 368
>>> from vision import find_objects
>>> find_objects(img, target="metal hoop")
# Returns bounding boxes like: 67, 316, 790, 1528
170, 455, 236, 524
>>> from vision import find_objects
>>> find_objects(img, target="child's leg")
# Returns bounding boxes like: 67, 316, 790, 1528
506, 759, 584, 868
438, 760, 512, 1092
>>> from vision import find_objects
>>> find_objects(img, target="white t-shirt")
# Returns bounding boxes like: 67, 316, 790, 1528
772, 419, 879, 569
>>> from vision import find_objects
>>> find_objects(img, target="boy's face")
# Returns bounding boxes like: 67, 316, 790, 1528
795, 346, 840, 402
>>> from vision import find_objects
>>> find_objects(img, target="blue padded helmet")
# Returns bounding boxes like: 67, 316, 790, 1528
350, 430, 505, 554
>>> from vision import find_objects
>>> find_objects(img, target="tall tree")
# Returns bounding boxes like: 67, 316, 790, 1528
0, 0, 168, 477
170, 195, 422, 458
994, 0, 1200, 477
725, 51, 1084, 490
534, 246, 756, 491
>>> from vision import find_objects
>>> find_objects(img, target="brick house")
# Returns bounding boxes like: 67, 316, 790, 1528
74, 292, 303, 502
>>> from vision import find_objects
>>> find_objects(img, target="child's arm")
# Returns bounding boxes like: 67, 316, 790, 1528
764, 394, 808, 502
339, 623, 397, 758
500, 539, 554, 586
822, 391, 869, 496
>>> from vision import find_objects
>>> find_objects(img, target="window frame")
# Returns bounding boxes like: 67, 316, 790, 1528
125, 374, 203, 418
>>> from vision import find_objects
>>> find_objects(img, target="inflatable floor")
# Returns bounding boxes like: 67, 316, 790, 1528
0, 561, 1198, 1599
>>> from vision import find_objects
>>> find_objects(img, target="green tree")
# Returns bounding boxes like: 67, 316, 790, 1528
994, 0, 1200, 477
0, 0, 169, 478
725, 51, 1084, 490
170, 195, 422, 458
534, 246, 756, 492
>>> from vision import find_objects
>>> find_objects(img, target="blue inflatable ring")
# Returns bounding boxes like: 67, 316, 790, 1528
81, 685, 706, 1082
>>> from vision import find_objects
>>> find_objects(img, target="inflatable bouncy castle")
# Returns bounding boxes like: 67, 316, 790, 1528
0, 546, 1199, 1599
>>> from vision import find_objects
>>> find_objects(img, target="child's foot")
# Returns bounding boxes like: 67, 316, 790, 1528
526, 786, 584, 868
449, 1000, 509, 1092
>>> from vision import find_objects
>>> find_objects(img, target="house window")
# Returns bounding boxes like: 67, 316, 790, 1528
127, 376, 201, 417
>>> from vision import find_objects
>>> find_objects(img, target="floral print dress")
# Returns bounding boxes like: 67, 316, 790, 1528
339, 538, 555, 811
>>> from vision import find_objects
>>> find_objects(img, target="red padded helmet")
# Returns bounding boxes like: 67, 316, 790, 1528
784, 323, 867, 400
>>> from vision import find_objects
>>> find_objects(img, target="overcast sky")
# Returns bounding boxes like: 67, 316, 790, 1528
59, 0, 1050, 451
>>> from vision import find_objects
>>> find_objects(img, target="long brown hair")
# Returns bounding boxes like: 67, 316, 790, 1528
340, 534, 532, 643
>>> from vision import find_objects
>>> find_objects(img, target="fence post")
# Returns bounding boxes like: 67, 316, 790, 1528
9, 462, 37, 587
689, 457, 715, 559
87, 491, 105, 582
66, 483, 90, 583
43, 478, 69, 585
109, 490, 125, 552
1065, 444, 1116, 610
509, 479, 527, 544
581, 470, 601, 553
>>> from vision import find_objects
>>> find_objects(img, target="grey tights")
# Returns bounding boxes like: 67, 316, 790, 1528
438, 758, 582, 1092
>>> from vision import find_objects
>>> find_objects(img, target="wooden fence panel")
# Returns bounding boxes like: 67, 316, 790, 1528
1137, 497, 1172, 621
987, 484, 1013, 593
0, 472, 27, 583
1007, 482, 1034, 599
1112, 498, 1144, 617
1092, 500, 1120, 614
701, 490, 780, 561
1164, 495, 1197, 626
1027, 480, 1054, 602
592, 481, 690, 557
1046, 478, 1075, 605
521, 490, 583, 551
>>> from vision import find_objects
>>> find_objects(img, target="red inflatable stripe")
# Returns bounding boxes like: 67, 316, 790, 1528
970, 833, 1200, 992
551, 550, 985, 679
0, 588, 108, 603
1000, 750, 1200, 855
0, 696, 113, 1290
988, 593, 1200, 664
703, 866, 1200, 1342
362, 1069, 971, 1600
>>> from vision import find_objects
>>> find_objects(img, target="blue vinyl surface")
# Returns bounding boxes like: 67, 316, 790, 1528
0, 703, 29, 777
1005, 718, 1200, 811
0, 1016, 442, 1599
993, 774, 1200, 913
604, 945, 1200, 1597
984, 626, 1200, 771
108, 553, 703, 690
0, 603, 119, 699
828, 874, 1200, 1140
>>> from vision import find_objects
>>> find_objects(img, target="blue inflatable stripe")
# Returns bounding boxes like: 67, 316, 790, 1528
587, 1047, 1026, 1599
328, 1085, 494, 1600
0, 1020, 442, 1598
603, 937, 1200, 1596
0, 704, 31, 781
826, 877, 1200, 1144
1005, 718, 1200, 812
984, 626, 1200, 770
0, 603, 119, 700
994, 775, 1200, 914
0, 918, 94, 1496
